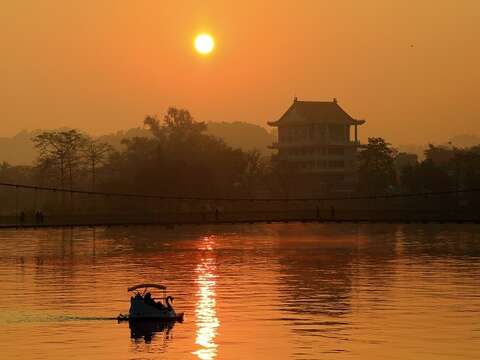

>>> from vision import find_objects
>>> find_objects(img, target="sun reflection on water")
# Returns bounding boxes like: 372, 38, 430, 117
193, 236, 219, 360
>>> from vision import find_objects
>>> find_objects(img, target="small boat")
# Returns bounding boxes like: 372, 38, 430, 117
118, 283, 184, 322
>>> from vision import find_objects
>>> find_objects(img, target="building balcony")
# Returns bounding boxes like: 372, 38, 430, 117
270, 139, 360, 148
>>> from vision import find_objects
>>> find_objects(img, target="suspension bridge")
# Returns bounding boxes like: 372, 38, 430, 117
0, 182, 479, 229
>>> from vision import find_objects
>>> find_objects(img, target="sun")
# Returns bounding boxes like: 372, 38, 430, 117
194, 33, 215, 55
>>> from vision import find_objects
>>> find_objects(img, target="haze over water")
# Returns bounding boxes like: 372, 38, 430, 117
0, 224, 479, 359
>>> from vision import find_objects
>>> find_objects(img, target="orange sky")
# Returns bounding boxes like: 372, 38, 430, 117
2, 0, 479, 144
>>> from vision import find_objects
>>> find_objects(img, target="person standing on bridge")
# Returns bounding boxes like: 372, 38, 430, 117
35, 210, 45, 224
19, 211, 26, 225
330, 205, 335, 218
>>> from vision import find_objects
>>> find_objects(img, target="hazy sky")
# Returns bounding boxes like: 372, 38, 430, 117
2, 1, 479, 144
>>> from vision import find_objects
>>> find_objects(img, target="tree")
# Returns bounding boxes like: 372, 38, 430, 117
269, 156, 300, 197
0, 162, 33, 184
424, 144, 455, 165
400, 160, 451, 192
241, 149, 269, 195
162, 107, 207, 139
357, 137, 397, 194
82, 138, 113, 191
449, 146, 480, 190
101, 107, 253, 197
144, 107, 207, 143
143, 115, 164, 140
0, 161, 10, 180
32, 130, 88, 189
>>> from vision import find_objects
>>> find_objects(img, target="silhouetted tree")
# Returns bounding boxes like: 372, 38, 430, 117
241, 149, 269, 196
32, 130, 87, 188
104, 136, 161, 191
102, 107, 250, 198
357, 137, 397, 194
0, 161, 10, 178
82, 138, 113, 191
0, 161, 33, 184
400, 159, 451, 192
449, 146, 480, 190
399, 145, 480, 193
424, 144, 455, 165
144, 108, 207, 143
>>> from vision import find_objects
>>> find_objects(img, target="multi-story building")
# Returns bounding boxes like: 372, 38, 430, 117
268, 98, 365, 195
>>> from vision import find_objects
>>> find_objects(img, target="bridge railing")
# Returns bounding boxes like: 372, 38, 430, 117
1, 208, 479, 228
1, 181, 479, 227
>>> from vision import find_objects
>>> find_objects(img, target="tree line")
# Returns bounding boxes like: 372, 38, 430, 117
1, 107, 479, 203
0, 108, 269, 199
358, 137, 480, 196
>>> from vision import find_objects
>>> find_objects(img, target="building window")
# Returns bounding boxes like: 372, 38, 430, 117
317, 160, 327, 169
316, 124, 326, 138
329, 124, 346, 142
309, 124, 314, 140
328, 147, 345, 155
328, 160, 345, 168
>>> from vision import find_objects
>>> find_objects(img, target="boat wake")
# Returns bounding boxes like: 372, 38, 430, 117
0, 313, 121, 324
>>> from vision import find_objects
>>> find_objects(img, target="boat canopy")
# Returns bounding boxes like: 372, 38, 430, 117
128, 283, 167, 292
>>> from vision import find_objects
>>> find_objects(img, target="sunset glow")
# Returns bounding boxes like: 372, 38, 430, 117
2, 2, 480, 359
193, 236, 219, 360
194, 33, 215, 55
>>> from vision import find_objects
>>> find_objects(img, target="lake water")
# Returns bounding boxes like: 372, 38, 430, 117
0, 223, 479, 359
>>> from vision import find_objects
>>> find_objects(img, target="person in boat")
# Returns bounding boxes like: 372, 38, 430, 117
144, 292, 166, 311
144, 292, 156, 307
154, 298, 166, 311
165, 296, 174, 311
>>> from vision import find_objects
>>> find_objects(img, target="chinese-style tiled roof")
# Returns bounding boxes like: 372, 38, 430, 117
268, 99, 365, 126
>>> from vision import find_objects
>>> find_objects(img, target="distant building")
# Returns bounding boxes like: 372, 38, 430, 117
268, 98, 365, 195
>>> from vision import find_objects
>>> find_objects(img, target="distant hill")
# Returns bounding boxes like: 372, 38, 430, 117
96, 127, 152, 149
395, 134, 480, 160
449, 134, 480, 148
0, 130, 39, 165
395, 144, 427, 160
96, 122, 275, 154
0, 122, 275, 165
206, 121, 274, 154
